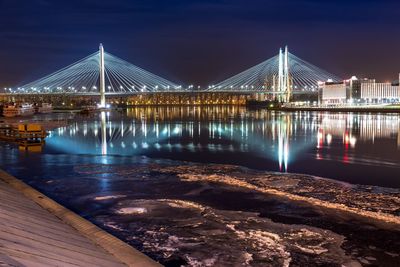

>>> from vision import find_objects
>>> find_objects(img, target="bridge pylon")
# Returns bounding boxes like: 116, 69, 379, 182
278, 46, 291, 103
99, 43, 106, 107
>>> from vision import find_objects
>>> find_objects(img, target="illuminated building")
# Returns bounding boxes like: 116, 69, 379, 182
361, 80, 400, 102
319, 75, 400, 105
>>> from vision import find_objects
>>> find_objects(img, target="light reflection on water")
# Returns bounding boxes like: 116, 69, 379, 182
2, 107, 400, 266
45, 106, 400, 187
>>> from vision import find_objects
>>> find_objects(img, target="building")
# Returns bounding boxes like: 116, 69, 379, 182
361, 81, 400, 102
319, 76, 364, 105
319, 74, 400, 105
320, 80, 348, 105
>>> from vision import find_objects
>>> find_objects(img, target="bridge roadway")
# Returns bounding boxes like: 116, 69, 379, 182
0, 91, 317, 106
0, 90, 317, 96
0, 169, 160, 267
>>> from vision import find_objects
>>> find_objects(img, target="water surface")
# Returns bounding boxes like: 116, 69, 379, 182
42, 107, 400, 187
1, 107, 399, 266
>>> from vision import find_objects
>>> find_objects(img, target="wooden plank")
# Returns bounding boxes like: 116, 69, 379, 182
0, 182, 127, 267
0, 210, 88, 236
0, 196, 60, 219
0, 222, 98, 253
0, 250, 63, 267
0, 170, 161, 267
0, 204, 65, 224
0, 236, 125, 267
0, 226, 122, 261
0, 247, 83, 267
0, 220, 94, 247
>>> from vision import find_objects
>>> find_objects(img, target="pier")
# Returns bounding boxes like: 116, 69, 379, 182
0, 169, 160, 267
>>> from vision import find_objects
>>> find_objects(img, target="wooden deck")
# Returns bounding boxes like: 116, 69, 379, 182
0, 170, 161, 267
0, 180, 128, 267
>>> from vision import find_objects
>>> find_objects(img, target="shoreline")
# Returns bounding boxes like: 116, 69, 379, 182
277, 106, 400, 113
1, 105, 400, 116
58, 105, 400, 114
0, 168, 161, 267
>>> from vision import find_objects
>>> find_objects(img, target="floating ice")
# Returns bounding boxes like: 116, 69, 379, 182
116, 207, 147, 215
94, 195, 126, 201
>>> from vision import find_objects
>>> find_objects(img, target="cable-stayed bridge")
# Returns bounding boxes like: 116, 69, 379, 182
208, 46, 341, 101
11, 44, 181, 95
2, 44, 341, 105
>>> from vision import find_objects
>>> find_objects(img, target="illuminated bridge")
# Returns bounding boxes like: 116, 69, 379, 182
1, 45, 341, 105
9, 44, 181, 95
208, 46, 341, 102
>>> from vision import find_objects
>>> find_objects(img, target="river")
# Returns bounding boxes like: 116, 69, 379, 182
1, 106, 399, 266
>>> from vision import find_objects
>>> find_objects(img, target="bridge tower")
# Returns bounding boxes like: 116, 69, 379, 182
272, 74, 277, 100
99, 43, 106, 107
284, 46, 291, 102
278, 48, 284, 102
277, 46, 292, 103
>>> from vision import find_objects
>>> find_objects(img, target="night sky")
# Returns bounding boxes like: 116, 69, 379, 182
0, 0, 399, 88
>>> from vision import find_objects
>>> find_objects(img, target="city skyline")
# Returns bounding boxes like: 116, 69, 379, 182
1, 0, 400, 87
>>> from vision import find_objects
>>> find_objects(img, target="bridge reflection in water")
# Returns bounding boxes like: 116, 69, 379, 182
46, 106, 400, 178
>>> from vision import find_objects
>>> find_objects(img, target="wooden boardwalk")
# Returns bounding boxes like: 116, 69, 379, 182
0, 170, 160, 267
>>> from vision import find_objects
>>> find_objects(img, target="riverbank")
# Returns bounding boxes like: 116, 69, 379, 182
0, 168, 160, 267
276, 106, 400, 113
3, 104, 400, 116
0, 113, 75, 130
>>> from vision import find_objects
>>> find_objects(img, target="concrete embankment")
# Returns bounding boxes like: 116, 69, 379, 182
277, 106, 400, 113
0, 169, 161, 267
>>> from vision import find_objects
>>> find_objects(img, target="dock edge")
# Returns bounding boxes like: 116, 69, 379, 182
0, 168, 162, 267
